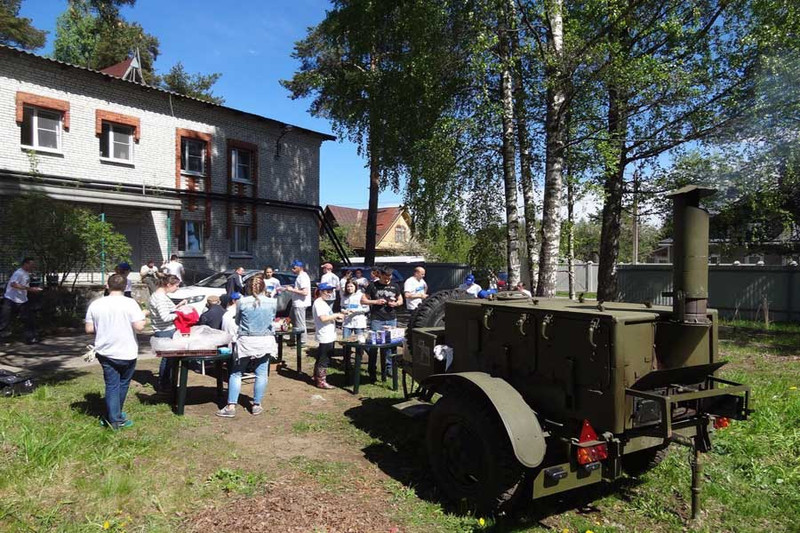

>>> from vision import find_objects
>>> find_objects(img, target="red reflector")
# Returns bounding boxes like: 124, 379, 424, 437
713, 416, 730, 429
577, 419, 608, 465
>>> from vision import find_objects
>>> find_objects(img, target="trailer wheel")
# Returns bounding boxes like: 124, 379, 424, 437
622, 446, 669, 477
426, 391, 526, 513
407, 289, 474, 331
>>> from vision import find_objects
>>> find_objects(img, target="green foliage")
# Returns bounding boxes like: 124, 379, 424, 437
319, 225, 354, 264
2, 195, 130, 285
424, 221, 475, 264
52, 0, 223, 103
157, 61, 224, 105
562, 214, 663, 263
467, 223, 507, 273
0, 0, 46, 49
53, 0, 160, 83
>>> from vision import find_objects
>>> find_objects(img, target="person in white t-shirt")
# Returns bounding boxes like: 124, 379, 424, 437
85, 274, 147, 430
221, 292, 240, 341
262, 266, 281, 298
0, 257, 42, 343
162, 255, 185, 285
311, 283, 344, 389
458, 274, 482, 298
404, 267, 428, 312
320, 262, 340, 310
285, 260, 311, 344
515, 281, 532, 297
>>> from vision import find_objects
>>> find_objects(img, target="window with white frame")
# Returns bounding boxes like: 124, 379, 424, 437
181, 138, 206, 175
231, 225, 251, 254
395, 225, 407, 243
20, 106, 62, 151
231, 148, 253, 183
179, 221, 204, 253
100, 122, 134, 162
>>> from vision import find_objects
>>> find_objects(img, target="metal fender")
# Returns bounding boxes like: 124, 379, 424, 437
424, 372, 546, 468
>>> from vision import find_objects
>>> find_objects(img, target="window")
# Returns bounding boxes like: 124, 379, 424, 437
231, 225, 251, 254
21, 106, 62, 151
395, 226, 407, 243
181, 138, 206, 175
179, 221, 204, 253
100, 122, 134, 162
231, 148, 252, 183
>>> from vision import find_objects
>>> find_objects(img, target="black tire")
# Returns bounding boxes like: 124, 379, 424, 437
426, 391, 526, 514
407, 289, 474, 331
621, 445, 669, 477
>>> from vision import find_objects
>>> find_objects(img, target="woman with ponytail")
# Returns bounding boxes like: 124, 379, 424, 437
216, 275, 276, 418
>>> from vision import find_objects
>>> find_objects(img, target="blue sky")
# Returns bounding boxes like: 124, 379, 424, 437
19, 0, 403, 209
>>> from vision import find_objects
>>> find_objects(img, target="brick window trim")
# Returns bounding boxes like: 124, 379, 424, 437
226, 139, 259, 239
95, 109, 141, 141
175, 128, 212, 239
16, 91, 70, 130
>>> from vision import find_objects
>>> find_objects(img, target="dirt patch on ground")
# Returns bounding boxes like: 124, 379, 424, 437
187, 471, 401, 533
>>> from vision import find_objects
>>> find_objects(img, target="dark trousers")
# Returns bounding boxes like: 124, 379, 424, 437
314, 342, 335, 375
97, 355, 137, 428
0, 298, 36, 341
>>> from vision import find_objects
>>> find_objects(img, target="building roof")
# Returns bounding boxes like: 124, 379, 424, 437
0, 44, 335, 141
325, 205, 408, 249
100, 57, 134, 78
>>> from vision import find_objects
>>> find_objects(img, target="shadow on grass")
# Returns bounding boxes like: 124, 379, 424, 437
344, 397, 647, 530
70, 391, 105, 419
719, 326, 800, 357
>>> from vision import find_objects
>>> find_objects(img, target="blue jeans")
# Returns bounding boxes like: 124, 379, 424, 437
227, 355, 269, 406
154, 329, 176, 389
369, 318, 397, 375
97, 355, 137, 428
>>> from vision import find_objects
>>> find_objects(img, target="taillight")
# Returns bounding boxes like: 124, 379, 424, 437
576, 419, 608, 465
713, 416, 730, 430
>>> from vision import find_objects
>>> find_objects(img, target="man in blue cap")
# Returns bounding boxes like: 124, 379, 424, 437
284, 260, 311, 344
458, 274, 482, 298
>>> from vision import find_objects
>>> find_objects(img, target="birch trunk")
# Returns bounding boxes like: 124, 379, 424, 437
536, 0, 566, 297
510, 0, 537, 292
567, 175, 576, 299
499, 0, 520, 286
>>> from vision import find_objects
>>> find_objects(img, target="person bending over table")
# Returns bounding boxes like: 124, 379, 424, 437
149, 275, 185, 391
312, 283, 344, 389
361, 267, 403, 381
216, 276, 276, 418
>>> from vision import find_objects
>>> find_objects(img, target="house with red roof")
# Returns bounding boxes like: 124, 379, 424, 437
323, 205, 413, 256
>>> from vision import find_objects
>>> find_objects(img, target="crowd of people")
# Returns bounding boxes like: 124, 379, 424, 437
78, 258, 436, 427
5, 254, 523, 429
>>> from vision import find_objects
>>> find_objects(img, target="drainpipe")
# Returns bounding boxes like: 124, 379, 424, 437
166, 212, 172, 261
100, 210, 106, 286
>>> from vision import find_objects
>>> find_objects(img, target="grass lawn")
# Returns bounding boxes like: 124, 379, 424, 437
0, 320, 798, 532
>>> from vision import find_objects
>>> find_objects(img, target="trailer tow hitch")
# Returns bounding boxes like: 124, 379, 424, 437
672, 417, 712, 521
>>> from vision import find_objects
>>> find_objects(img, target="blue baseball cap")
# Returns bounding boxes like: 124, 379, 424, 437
318, 282, 336, 291
117, 262, 131, 271
290, 260, 304, 268
465, 274, 475, 284
230, 291, 242, 300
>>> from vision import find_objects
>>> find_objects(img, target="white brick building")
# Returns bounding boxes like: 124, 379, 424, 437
0, 45, 334, 282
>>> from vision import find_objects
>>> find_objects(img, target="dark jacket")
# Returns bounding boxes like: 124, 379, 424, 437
198, 304, 226, 330
225, 273, 244, 296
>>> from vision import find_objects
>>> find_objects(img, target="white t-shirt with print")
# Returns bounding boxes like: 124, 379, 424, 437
341, 291, 368, 329
4, 268, 30, 304
263, 277, 281, 298
292, 271, 312, 308
85, 294, 146, 360
404, 276, 428, 311
313, 298, 336, 344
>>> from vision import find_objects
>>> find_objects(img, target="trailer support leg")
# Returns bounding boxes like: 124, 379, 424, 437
691, 442, 701, 521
